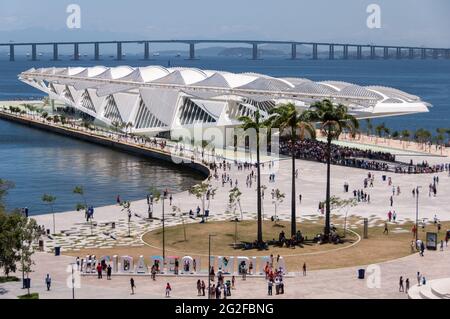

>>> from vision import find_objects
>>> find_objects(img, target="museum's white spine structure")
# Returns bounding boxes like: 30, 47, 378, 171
19, 65, 430, 139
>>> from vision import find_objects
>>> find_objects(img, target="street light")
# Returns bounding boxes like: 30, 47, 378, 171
415, 186, 422, 243
162, 194, 166, 264
208, 233, 216, 300
70, 262, 76, 299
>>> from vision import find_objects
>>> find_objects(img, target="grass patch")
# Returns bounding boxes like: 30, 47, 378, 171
65, 219, 450, 271
142, 220, 356, 257
18, 293, 39, 299
0, 276, 20, 283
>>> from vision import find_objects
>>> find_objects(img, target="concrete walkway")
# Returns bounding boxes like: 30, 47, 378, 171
1, 246, 449, 299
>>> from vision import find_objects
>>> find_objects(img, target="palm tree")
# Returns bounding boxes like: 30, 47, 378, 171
238, 110, 264, 244
401, 129, 411, 146
375, 123, 385, 140
436, 128, 447, 145
436, 130, 445, 145
309, 100, 359, 239
365, 118, 373, 139
265, 103, 316, 237
414, 128, 432, 147
383, 126, 390, 142
446, 129, 450, 145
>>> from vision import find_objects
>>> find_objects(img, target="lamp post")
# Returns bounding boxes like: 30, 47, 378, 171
70, 262, 76, 299
162, 195, 166, 264
208, 234, 216, 299
415, 186, 422, 243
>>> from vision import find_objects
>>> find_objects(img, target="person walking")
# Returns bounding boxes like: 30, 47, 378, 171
151, 265, 157, 281
302, 263, 307, 276
130, 278, 136, 295
96, 262, 102, 279
383, 222, 389, 235
399, 276, 404, 292
417, 272, 422, 287
405, 278, 410, 293
420, 241, 425, 257
201, 280, 206, 296
196, 279, 202, 296
45, 274, 51, 291
268, 280, 273, 296
165, 282, 172, 297
107, 265, 112, 280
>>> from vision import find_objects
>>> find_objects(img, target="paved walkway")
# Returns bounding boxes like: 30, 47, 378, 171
1, 246, 449, 299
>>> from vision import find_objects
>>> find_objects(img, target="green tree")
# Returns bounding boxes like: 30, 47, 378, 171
18, 217, 40, 296
228, 187, 243, 220
401, 129, 411, 144
436, 128, 447, 145
239, 110, 265, 244
319, 196, 358, 237
375, 123, 385, 138
272, 188, 285, 225
309, 100, 359, 239
414, 128, 431, 144
0, 212, 21, 277
73, 186, 88, 211
188, 180, 216, 219
265, 102, 316, 237
0, 211, 39, 283
42, 194, 56, 234
365, 118, 373, 136
171, 205, 187, 242
0, 179, 15, 212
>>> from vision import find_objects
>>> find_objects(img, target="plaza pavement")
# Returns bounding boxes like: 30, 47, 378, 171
1, 245, 449, 299
30, 147, 450, 253
1, 107, 450, 298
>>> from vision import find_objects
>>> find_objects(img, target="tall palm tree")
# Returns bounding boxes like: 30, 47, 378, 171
309, 100, 359, 239
265, 103, 316, 237
401, 129, 411, 146
365, 118, 373, 137
238, 110, 264, 244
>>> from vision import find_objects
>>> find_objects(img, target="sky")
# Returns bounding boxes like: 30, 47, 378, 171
0, 0, 449, 47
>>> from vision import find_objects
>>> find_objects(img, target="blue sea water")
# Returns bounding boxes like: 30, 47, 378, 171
0, 56, 449, 214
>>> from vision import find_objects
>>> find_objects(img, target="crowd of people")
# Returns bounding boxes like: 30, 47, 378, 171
279, 138, 395, 170
279, 138, 450, 174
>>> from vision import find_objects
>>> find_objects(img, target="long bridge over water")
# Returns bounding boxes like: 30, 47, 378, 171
2, 39, 450, 61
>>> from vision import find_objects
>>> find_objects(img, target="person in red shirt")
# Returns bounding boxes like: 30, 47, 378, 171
97, 263, 102, 279
165, 282, 172, 297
